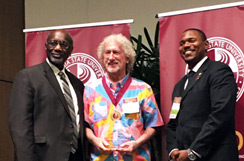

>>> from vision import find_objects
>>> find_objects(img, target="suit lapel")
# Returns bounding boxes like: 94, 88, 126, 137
42, 61, 71, 116
181, 59, 211, 101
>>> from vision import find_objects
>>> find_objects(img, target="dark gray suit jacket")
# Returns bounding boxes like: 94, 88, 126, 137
166, 58, 239, 161
9, 61, 86, 161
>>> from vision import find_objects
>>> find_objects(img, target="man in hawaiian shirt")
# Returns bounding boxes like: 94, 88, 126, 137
84, 34, 164, 161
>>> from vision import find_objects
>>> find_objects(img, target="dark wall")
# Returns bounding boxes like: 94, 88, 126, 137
0, 1, 25, 160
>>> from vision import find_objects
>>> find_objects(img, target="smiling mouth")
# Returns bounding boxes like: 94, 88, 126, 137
108, 61, 118, 65
52, 52, 63, 58
183, 50, 195, 55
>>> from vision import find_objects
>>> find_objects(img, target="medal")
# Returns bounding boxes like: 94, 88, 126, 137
111, 110, 121, 121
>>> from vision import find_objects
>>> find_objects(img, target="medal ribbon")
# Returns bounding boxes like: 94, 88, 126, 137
102, 76, 132, 106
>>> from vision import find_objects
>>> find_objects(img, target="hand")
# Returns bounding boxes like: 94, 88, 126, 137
170, 149, 180, 161
117, 140, 139, 155
176, 150, 190, 161
93, 137, 113, 154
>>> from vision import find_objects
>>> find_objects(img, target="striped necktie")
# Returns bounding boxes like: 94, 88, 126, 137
58, 71, 79, 153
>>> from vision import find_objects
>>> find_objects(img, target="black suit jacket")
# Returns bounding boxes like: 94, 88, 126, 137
166, 59, 239, 161
9, 61, 86, 161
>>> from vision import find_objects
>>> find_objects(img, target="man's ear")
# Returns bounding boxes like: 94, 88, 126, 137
126, 56, 129, 64
204, 40, 209, 50
45, 43, 48, 51
69, 45, 74, 52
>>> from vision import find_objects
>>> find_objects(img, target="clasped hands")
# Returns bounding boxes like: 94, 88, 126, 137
94, 137, 139, 155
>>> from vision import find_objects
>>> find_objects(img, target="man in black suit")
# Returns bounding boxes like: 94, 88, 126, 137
9, 30, 86, 161
166, 28, 239, 161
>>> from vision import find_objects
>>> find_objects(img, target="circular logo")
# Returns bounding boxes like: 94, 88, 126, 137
64, 53, 104, 85
208, 37, 244, 101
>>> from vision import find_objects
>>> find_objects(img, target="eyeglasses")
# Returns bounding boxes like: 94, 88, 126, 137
47, 40, 70, 49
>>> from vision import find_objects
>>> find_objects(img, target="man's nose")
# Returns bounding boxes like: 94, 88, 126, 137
109, 52, 115, 59
54, 43, 62, 50
184, 41, 191, 48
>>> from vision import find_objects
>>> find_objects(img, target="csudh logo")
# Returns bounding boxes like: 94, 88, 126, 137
208, 37, 244, 101
64, 53, 104, 85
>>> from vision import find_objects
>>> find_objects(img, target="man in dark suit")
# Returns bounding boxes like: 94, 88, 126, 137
9, 30, 86, 161
166, 28, 239, 161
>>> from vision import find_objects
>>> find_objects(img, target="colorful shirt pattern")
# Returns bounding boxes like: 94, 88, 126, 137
84, 75, 164, 161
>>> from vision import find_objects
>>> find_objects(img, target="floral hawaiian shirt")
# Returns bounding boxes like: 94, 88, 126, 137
84, 75, 164, 161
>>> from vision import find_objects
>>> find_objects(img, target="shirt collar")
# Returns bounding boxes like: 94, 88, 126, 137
46, 58, 65, 75
188, 56, 208, 73
106, 74, 130, 88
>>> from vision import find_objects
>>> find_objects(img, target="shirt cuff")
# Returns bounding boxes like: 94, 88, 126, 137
169, 148, 179, 157
191, 149, 202, 158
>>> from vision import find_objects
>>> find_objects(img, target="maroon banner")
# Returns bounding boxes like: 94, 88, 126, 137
159, 5, 244, 159
25, 23, 131, 85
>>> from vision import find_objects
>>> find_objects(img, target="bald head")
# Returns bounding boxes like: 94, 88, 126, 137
46, 30, 73, 46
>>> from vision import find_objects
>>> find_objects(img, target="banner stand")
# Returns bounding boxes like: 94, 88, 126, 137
23, 19, 134, 32
156, 1, 244, 18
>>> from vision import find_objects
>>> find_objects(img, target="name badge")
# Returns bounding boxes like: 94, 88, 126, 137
122, 97, 139, 113
169, 97, 181, 119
